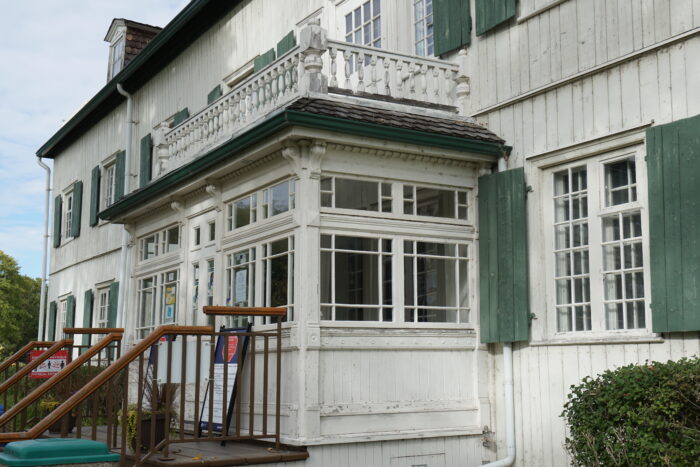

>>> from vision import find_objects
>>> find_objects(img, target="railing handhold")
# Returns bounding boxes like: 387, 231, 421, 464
203, 306, 287, 317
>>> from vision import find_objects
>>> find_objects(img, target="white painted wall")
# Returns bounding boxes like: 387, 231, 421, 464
463, 1, 700, 465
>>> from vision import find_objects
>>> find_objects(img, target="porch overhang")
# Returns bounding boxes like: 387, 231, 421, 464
99, 100, 509, 223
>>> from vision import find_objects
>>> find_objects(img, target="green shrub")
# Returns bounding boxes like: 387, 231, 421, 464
561, 357, 700, 467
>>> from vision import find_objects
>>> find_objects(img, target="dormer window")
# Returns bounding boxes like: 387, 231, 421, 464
109, 35, 125, 79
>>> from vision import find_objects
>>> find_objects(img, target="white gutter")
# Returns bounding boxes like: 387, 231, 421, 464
482, 156, 516, 467
115, 84, 133, 333
36, 157, 51, 340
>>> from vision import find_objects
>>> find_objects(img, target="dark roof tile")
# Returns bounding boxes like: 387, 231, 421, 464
288, 98, 504, 145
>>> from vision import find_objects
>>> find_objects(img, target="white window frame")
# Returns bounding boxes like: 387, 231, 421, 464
109, 34, 125, 80
413, 0, 434, 56
225, 178, 296, 232
102, 157, 117, 209
542, 147, 652, 340
138, 225, 180, 262
343, 0, 382, 48
63, 188, 74, 241
59, 298, 68, 332
95, 287, 110, 328
321, 175, 392, 214
402, 184, 469, 221
136, 269, 179, 338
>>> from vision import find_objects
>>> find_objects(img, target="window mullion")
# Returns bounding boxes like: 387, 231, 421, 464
588, 162, 605, 332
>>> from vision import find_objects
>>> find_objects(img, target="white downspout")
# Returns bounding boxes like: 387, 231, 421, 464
482, 156, 516, 467
115, 84, 133, 333
36, 157, 51, 340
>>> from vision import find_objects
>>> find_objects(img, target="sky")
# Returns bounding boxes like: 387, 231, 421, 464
0, 1, 189, 278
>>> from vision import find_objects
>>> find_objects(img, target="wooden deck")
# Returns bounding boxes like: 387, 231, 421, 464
125, 440, 308, 466
42, 427, 308, 466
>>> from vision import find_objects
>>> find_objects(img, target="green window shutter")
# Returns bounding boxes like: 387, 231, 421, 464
53, 195, 62, 248
478, 167, 529, 343
207, 85, 223, 105
71, 181, 83, 238
475, 0, 516, 36
276, 30, 296, 57
89, 166, 101, 226
82, 289, 94, 346
647, 114, 700, 333
66, 294, 76, 329
107, 282, 119, 328
173, 108, 190, 126
433, 0, 471, 56
48, 301, 57, 341
253, 49, 276, 72
139, 134, 153, 188
114, 150, 126, 201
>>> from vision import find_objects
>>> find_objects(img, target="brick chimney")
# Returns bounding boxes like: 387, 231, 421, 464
104, 19, 162, 81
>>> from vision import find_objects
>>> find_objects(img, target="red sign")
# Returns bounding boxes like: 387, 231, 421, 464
29, 350, 69, 379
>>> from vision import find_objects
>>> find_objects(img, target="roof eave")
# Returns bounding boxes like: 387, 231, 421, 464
99, 110, 506, 222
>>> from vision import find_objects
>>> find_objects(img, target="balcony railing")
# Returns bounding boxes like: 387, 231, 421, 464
153, 22, 470, 176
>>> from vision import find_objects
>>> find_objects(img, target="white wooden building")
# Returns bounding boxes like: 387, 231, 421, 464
37, 0, 700, 465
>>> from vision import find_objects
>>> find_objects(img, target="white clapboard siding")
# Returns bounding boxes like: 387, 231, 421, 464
491, 336, 700, 466
461, 0, 699, 111
485, 34, 700, 169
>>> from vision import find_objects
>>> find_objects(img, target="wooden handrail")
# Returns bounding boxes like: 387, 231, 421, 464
203, 306, 287, 317
0, 340, 73, 395
63, 327, 125, 335
0, 332, 121, 430
0, 325, 212, 442
0, 341, 54, 374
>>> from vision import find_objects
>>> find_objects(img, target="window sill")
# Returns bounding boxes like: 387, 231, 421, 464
517, 0, 569, 24
319, 321, 476, 331
530, 332, 664, 347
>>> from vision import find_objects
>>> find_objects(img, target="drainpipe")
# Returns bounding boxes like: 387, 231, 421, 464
36, 157, 51, 340
482, 155, 516, 467
115, 83, 133, 333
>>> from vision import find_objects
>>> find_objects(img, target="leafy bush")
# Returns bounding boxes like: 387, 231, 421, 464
562, 357, 700, 466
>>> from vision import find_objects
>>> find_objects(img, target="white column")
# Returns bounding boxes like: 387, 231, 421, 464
282, 139, 326, 442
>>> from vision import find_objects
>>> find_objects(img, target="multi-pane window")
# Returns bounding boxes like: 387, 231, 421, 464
226, 179, 295, 231
321, 235, 392, 322
321, 177, 392, 213
226, 247, 256, 328
96, 288, 110, 328
262, 180, 295, 219
139, 226, 180, 261
228, 194, 257, 230
59, 299, 68, 331
403, 185, 468, 220
103, 163, 116, 208
345, 0, 381, 48
549, 154, 647, 335
404, 240, 469, 323
263, 237, 295, 322
226, 248, 255, 307
602, 159, 644, 330
137, 270, 179, 338
553, 167, 591, 332
64, 191, 74, 239
192, 263, 200, 314
414, 0, 434, 56
109, 36, 125, 79
206, 259, 215, 306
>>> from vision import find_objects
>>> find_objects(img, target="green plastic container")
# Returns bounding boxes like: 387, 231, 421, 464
0, 439, 120, 466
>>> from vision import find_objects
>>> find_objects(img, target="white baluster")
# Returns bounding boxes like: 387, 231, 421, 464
369, 55, 378, 94
420, 64, 428, 99
343, 50, 352, 90
357, 52, 365, 93
408, 63, 416, 98
396, 61, 404, 98
329, 48, 338, 88
383, 56, 390, 96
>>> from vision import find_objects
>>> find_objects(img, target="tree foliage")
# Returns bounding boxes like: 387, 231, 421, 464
562, 358, 700, 466
0, 251, 40, 358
